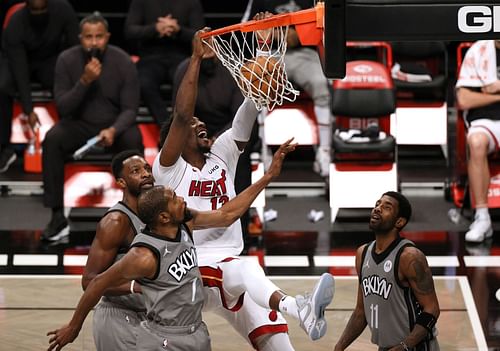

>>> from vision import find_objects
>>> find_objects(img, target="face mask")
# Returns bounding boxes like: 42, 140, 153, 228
29, 12, 49, 28
85, 47, 104, 62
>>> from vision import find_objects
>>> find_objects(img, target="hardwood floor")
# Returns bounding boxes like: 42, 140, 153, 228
0, 276, 485, 350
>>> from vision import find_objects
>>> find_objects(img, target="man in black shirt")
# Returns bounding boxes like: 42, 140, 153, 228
0, 0, 79, 172
124, 0, 205, 126
41, 12, 144, 241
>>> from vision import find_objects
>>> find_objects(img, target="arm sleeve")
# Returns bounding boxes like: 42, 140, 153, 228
111, 58, 141, 135
230, 98, 259, 142
242, 0, 265, 22
53, 53, 90, 118
174, 0, 205, 44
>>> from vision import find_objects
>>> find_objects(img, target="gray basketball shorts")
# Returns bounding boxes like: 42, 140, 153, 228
92, 304, 146, 351
137, 320, 211, 351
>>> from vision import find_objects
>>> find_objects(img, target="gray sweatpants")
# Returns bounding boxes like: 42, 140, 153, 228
284, 47, 331, 109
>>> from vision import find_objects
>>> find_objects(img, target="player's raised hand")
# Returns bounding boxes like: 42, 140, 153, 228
267, 137, 297, 179
192, 27, 212, 59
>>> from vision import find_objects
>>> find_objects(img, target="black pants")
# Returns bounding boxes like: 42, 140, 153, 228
0, 56, 57, 147
136, 56, 184, 126
42, 119, 143, 209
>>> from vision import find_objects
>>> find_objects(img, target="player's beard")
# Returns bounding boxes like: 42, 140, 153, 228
182, 207, 193, 223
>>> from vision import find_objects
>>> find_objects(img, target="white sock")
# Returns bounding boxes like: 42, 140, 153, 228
278, 295, 299, 320
475, 207, 490, 221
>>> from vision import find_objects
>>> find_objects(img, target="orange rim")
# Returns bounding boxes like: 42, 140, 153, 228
199, 3, 324, 39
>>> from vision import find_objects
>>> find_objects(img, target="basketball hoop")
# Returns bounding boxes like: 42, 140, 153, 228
200, 3, 325, 110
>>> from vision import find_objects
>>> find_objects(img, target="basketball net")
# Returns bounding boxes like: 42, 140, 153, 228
202, 23, 299, 111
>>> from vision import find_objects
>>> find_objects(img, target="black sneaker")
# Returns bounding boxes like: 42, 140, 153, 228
0, 148, 17, 173
41, 216, 69, 241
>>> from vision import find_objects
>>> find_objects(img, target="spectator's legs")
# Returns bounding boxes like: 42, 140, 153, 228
33, 56, 57, 88
466, 128, 493, 242
0, 92, 15, 172
284, 48, 332, 177
137, 60, 170, 126
109, 125, 144, 154
42, 121, 91, 239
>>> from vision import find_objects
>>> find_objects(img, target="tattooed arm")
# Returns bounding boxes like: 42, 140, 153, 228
392, 246, 440, 350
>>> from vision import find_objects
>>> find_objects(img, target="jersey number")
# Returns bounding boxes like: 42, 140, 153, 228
210, 195, 229, 210
370, 303, 379, 329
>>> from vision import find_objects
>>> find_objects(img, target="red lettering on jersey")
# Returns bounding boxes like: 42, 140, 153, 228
189, 180, 201, 196
188, 170, 228, 198
200, 181, 214, 197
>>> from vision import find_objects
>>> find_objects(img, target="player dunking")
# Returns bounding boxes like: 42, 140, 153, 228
47, 138, 296, 350
153, 26, 334, 350
81, 150, 153, 350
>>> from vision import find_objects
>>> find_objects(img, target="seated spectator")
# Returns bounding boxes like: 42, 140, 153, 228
0, 0, 79, 172
41, 12, 144, 241
455, 39, 500, 242
172, 49, 259, 246
124, 0, 205, 126
244, 0, 333, 177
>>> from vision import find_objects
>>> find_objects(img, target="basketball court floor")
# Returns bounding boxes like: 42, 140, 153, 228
0, 275, 492, 350
0, 176, 499, 350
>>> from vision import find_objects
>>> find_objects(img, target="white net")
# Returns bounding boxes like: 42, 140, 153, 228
202, 25, 299, 111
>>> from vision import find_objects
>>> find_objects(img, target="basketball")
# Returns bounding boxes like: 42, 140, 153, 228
239, 56, 283, 100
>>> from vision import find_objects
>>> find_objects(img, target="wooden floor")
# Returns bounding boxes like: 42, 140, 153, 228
0, 276, 485, 351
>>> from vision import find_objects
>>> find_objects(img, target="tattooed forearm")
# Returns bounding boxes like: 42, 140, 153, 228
410, 257, 434, 294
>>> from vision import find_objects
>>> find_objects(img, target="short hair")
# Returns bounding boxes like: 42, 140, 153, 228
138, 186, 168, 227
111, 150, 143, 179
159, 115, 174, 147
79, 11, 108, 32
383, 191, 412, 222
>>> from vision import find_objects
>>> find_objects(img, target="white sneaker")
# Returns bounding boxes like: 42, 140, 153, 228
297, 273, 335, 341
313, 147, 330, 177
465, 217, 493, 242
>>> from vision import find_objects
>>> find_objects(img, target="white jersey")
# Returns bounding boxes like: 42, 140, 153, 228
153, 130, 243, 265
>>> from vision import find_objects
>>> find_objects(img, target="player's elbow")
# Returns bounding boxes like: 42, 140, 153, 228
455, 88, 473, 110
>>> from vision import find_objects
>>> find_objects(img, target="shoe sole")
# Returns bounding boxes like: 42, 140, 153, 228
309, 273, 335, 340
0, 153, 17, 173
465, 226, 493, 242
46, 225, 70, 242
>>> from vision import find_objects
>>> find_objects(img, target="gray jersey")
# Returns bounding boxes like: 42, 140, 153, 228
360, 238, 439, 351
131, 224, 204, 327
98, 201, 146, 312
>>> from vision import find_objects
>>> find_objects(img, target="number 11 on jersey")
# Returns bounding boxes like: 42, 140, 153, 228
370, 303, 379, 329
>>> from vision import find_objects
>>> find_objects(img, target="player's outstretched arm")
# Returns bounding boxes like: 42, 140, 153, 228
189, 138, 297, 230
47, 247, 156, 351
334, 245, 368, 351
392, 246, 440, 350
159, 28, 211, 167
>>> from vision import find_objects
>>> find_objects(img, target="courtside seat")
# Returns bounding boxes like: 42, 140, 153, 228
330, 59, 397, 222
390, 41, 449, 150
391, 41, 448, 102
